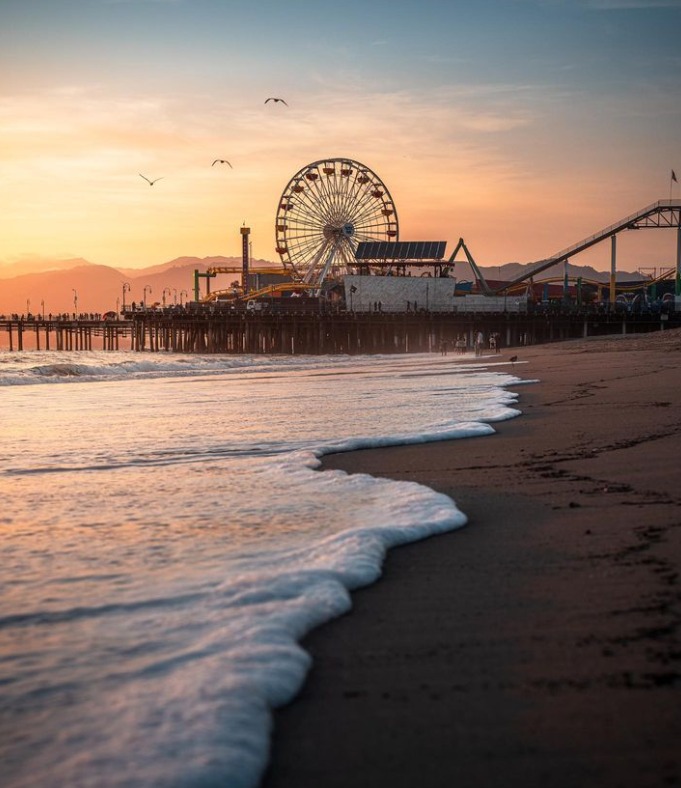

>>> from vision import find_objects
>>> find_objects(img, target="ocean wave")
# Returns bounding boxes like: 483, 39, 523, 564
0, 350, 366, 386
31, 363, 86, 377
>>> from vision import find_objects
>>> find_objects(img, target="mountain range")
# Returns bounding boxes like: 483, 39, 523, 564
0, 256, 262, 315
0, 255, 647, 316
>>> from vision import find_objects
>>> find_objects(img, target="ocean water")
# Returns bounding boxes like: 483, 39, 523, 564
0, 350, 524, 787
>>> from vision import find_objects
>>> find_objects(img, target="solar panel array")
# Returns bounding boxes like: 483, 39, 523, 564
355, 241, 447, 261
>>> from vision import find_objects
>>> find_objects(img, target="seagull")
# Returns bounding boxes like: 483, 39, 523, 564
139, 173, 163, 186
212, 159, 233, 168
265, 97, 288, 106
509, 355, 518, 364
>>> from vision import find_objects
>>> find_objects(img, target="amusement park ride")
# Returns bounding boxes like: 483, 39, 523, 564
195, 157, 681, 308
198, 157, 402, 303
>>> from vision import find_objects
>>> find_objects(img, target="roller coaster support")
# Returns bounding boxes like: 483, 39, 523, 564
448, 238, 493, 296
610, 235, 617, 309
677, 224, 681, 296
194, 269, 217, 303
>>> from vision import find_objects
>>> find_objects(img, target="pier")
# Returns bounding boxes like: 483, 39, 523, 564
2, 307, 679, 355
0, 316, 132, 352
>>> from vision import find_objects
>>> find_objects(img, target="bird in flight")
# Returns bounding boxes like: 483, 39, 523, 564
139, 173, 163, 186
212, 159, 233, 168
265, 97, 288, 106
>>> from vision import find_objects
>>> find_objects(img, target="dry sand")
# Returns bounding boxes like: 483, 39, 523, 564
263, 330, 681, 788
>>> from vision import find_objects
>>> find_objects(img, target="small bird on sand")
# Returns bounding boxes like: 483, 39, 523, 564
509, 355, 518, 364
212, 159, 233, 168
139, 173, 163, 186
265, 97, 288, 106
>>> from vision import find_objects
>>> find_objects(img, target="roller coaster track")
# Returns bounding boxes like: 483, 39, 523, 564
200, 266, 294, 302
494, 199, 681, 295
202, 281, 316, 303
504, 265, 678, 296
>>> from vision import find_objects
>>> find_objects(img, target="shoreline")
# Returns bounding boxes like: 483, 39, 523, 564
263, 332, 681, 787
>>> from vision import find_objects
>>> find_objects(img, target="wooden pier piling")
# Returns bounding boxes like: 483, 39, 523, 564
1, 309, 678, 355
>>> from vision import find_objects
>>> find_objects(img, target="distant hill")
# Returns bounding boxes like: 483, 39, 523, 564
0, 256, 281, 315
0, 264, 129, 316
116, 256, 256, 278
0, 256, 95, 278
0, 254, 650, 316
457, 260, 647, 285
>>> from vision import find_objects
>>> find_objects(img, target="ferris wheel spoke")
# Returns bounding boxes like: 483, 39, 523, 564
348, 192, 386, 230
295, 181, 331, 222
292, 232, 325, 257
342, 180, 382, 228
288, 236, 322, 264
330, 168, 359, 221
332, 171, 357, 221
285, 181, 330, 228
311, 167, 339, 216
292, 231, 328, 261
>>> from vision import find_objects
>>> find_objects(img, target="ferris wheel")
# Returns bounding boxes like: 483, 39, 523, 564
275, 158, 399, 286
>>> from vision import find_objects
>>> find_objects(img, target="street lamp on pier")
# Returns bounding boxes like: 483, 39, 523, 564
122, 282, 131, 311
143, 285, 152, 308
162, 287, 171, 307
180, 289, 188, 306
72, 289, 78, 315
173, 288, 178, 305
26, 298, 30, 316
41, 300, 45, 319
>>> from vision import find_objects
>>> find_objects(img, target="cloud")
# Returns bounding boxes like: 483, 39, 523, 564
583, 0, 681, 8
98, 0, 181, 4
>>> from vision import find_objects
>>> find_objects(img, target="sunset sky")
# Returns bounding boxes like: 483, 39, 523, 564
2, 0, 680, 273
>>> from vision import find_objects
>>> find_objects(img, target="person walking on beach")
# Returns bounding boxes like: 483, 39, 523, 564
475, 330, 484, 357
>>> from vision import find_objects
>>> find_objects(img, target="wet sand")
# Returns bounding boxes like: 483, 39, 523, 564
263, 330, 681, 788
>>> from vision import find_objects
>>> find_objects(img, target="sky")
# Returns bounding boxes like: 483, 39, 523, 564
1, 0, 680, 273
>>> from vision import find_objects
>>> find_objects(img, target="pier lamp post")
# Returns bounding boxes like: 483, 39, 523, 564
26, 298, 30, 316
122, 282, 131, 311
143, 286, 152, 309
162, 287, 171, 307
41, 300, 45, 319
173, 288, 178, 305
72, 289, 78, 315
180, 289, 188, 306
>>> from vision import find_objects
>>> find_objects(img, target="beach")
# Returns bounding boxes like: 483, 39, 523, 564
264, 330, 681, 788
